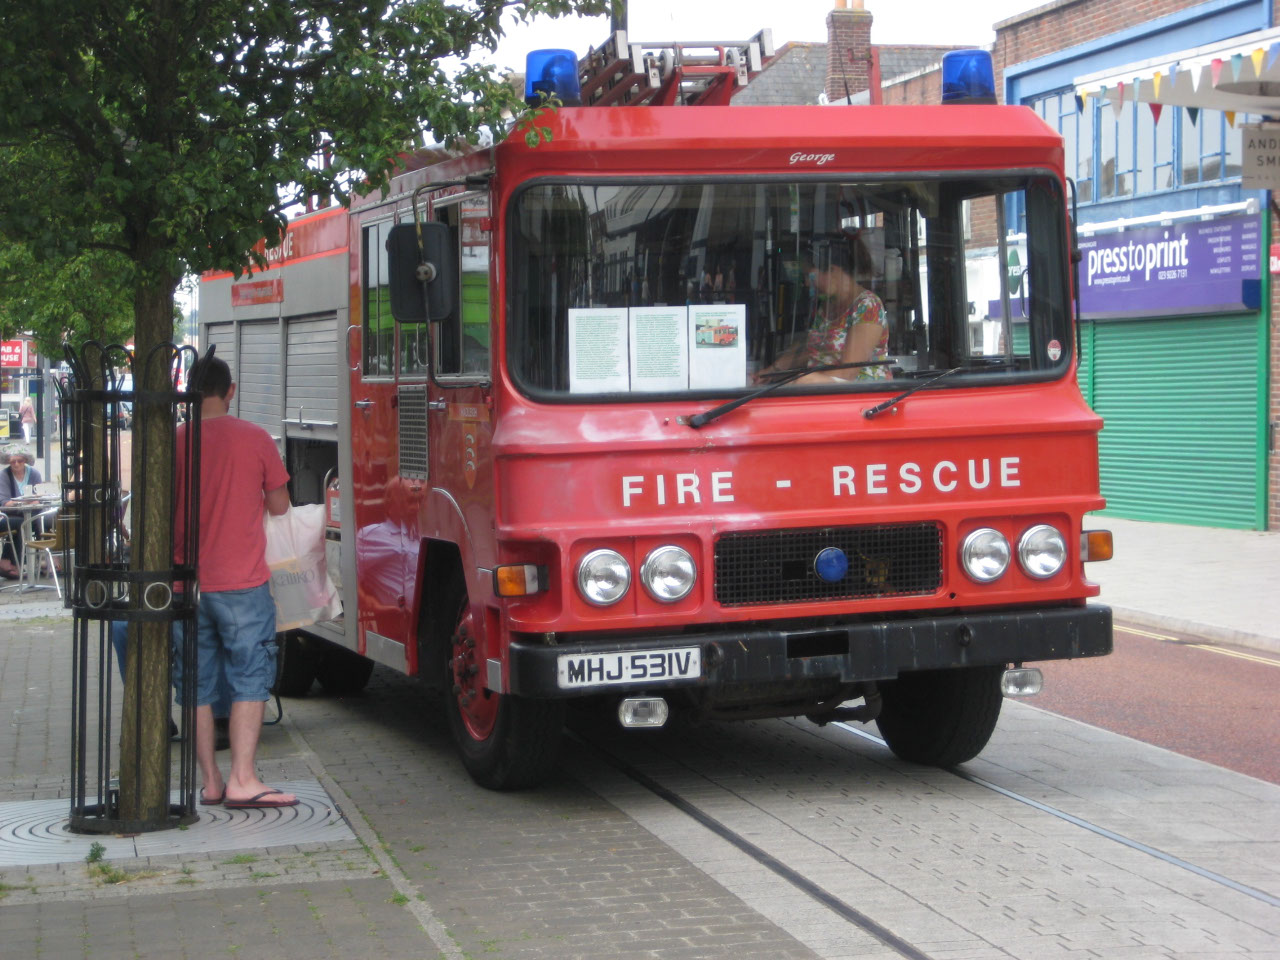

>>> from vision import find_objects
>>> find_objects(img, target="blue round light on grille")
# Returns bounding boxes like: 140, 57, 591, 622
814, 547, 849, 583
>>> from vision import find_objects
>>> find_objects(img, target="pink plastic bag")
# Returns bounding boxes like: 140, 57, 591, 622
263, 504, 342, 631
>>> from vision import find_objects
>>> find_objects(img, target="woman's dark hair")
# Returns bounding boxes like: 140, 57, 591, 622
810, 231, 876, 280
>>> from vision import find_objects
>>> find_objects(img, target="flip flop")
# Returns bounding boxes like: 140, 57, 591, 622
199, 789, 225, 806
224, 789, 299, 809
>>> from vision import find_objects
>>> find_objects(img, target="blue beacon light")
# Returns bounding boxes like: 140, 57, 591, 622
525, 49, 582, 107
940, 49, 997, 105
814, 547, 850, 584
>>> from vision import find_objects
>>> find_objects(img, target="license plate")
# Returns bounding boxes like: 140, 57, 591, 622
556, 646, 702, 689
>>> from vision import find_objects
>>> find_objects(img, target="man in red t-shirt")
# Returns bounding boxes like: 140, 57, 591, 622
177, 356, 296, 808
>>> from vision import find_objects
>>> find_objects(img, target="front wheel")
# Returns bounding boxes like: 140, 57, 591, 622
444, 598, 564, 790
876, 665, 1004, 767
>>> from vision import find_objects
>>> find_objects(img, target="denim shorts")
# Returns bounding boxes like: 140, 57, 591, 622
172, 582, 278, 706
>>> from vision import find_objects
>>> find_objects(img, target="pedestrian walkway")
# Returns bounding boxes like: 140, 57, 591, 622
1087, 514, 1280, 655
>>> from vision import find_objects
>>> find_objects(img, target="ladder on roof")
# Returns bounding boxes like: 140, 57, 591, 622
577, 29, 776, 107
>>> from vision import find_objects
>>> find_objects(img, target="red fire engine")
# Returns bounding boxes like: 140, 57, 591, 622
201, 37, 1113, 789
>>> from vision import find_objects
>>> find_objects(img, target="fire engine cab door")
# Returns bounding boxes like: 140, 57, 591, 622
351, 214, 417, 657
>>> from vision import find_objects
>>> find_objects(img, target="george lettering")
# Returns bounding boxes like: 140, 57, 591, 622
789, 151, 836, 165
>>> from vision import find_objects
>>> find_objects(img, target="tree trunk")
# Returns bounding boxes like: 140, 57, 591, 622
117, 269, 179, 824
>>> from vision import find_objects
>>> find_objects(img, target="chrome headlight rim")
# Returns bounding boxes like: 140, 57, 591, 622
1018, 523, 1067, 579
576, 548, 631, 606
639, 544, 697, 603
960, 527, 1010, 583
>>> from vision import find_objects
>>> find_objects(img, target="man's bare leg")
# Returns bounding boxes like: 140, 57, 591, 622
224, 699, 296, 804
194, 703, 223, 802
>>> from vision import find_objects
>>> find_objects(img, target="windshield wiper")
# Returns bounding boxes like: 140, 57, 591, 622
681, 359, 890, 429
862, 366, 963, 419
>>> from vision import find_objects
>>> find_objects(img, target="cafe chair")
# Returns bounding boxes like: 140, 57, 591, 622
22, 506, 68, 597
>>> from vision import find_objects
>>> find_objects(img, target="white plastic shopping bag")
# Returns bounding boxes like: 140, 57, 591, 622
263, 504, 342, 631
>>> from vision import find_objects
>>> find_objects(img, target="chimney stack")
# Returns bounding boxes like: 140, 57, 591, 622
826, 0, 873, 103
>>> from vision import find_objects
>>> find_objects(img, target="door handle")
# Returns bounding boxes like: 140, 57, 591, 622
354, 400, 375, 410
427, 400, 447, 412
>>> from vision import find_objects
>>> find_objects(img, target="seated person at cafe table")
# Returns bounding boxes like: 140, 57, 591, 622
1, 444, 45, 580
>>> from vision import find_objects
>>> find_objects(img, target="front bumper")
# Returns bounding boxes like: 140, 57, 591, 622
506, 604, 1112, 698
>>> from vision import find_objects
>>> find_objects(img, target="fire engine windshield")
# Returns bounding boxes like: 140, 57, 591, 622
508, 175, 1071, 400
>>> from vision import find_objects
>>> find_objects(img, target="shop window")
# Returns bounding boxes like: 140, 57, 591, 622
1099, 100, 1135, 199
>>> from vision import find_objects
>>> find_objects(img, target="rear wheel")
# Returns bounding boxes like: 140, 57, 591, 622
275, 631, 319, 697
444, 596, 564, 790
876, 665, 1004, 767
314, 643, 375, 696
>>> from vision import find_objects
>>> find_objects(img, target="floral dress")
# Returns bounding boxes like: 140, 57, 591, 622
804, 289, 890, 380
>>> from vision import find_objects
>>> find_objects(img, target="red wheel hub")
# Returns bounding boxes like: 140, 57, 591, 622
450, 605, 498, 740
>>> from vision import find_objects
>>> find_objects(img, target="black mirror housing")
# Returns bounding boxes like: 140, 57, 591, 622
387, 222, 456, 323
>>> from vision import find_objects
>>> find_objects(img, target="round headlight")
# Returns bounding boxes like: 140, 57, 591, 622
577, 548, 631, 606
961, 528, 1010, 583
1018, 524, 1067, 579
640, 545, 696, 603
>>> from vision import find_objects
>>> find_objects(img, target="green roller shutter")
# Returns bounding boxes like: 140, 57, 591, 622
1090, 314, 1264, 529
1075, 320, 1094, 408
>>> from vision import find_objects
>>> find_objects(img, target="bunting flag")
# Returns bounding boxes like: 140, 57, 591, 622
1268, 42, 1280, 71
1226, 110, 1236, 127
1230, 52, 1243, 81
1210, 58, 1223, 85
1187, 106, 1199, 125
1075, 93, 1084, 113
1150, 102, 1163, 124
1252, 47, 1266, 75
1152, 71, 1162, 99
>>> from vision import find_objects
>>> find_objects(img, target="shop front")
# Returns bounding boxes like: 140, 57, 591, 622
1075, 210, 1267, 529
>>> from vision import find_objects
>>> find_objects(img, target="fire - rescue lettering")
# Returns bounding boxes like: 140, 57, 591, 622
622, 472, 735, 507
620, 458, 1020, 507
832, 458, 1019, 494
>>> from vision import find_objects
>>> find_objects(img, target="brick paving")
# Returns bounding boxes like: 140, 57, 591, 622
0, 617, 819, 959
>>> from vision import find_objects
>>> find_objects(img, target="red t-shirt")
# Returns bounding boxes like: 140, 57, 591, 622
176, 415, 290, 593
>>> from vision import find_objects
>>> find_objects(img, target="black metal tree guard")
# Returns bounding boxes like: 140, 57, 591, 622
56, 341, 202, 833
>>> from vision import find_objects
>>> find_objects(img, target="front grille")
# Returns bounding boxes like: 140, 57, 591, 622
714, 522, 943, 607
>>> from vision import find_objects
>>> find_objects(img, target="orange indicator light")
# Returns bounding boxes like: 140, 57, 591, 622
1081, 530, 1113, 562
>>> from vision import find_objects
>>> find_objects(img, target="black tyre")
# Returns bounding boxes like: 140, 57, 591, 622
443, 594, 564, 790
275, 631, 319, 697
876, 665, 1004, 767
314, 643, 375, 696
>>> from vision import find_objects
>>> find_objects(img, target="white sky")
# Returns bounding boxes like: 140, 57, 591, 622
487, 0, 1038, 74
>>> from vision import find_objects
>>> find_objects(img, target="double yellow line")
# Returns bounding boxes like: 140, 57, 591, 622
1116, 624, 1280, 667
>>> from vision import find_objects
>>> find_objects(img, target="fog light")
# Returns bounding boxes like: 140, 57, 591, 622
961, 527, 1010, 582
1001, 667, 1043, 697
618, 697, 669, 728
